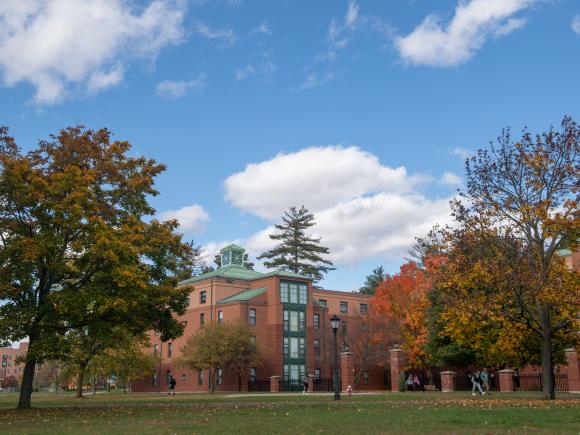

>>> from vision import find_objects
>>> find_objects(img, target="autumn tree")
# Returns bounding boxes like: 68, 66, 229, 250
0, 126, 189, 408
430, 117, 579, 399
372, 261, 436, 382
359, 266, 386, 295
176, 322, 260, 392
258, 206, 334, 282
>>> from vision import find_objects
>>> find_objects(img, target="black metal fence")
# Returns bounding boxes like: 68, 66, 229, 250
313, 378, 334, 392
281, 379, 304, 392
516, 373, 568, 392
247, 379, 270, 392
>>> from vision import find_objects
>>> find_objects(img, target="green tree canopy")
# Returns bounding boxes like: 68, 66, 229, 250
257, 206, 334, 282
359, 266, 386, 295
175, 322, 260, 392
0, 126, 189, 408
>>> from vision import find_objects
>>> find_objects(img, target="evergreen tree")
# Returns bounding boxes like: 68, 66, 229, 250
359, 266, 386, 295
257, 206, 334, 282
175, 241, 208, 281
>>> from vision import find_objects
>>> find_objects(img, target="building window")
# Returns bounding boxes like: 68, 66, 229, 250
1, 355, 7, 367
218, 310, 223, 324
342, 321, 348, 337
153, 344, 159, 356
364, 371, 369, 385
313, 314, 320, 330
289, 283, 298, 304
360, 303, 368, 314
283, 364, 306, 381
152, 371, 158, 387
185, 293, 191, 307
216, 368, 222, 385
200, 313, 205, 327
181, 373, 187, 381
318, 299, 327, 307
200, 290, 206, 304
167, 343, 173, 358
182, 320, 188, 328
314, 368, 321, 380
314, 339, 320, 356
284, 310, 304, 332
250, 367, 257, 383
249, 308, 256, 325
299, 337, 306, 359
198, 369, 203, 385
280, 282, 289, 303
283, 337, 289, 358
340, 301, 348, 313
299, 284, 307, 304
250, 336, 256, 345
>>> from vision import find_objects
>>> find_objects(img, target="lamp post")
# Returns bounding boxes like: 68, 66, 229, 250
330, 314, 341, 401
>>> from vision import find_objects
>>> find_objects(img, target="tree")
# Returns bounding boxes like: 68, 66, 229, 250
175, 241, 208, 281
258, 206, 334, 282
176, 322, 260, 393
372, 261, 436, 381
0, 126, 189, 408
344, 310, 394, 384
429, 117, 579, 399
359, 266, 386, 295
213, 252, 254, 270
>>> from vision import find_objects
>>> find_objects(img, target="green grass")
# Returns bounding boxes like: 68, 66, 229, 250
0, 391, 578, 434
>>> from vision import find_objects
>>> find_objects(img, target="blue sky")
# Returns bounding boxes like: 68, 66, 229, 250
1, 0, 579, 291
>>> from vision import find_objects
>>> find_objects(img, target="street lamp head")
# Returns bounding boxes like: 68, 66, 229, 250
330, 314, 340, 332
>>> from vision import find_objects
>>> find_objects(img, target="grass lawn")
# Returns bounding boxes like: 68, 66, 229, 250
0, 391, 578, 434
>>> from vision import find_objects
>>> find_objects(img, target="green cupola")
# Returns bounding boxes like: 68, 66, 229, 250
219, 244, 245, 268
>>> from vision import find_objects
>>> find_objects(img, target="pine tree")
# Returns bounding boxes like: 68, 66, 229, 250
359, 266, 386, 295
257, 206, 334, 282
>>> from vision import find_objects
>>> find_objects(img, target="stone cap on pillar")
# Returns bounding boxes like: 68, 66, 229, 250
269, 375, 280, 379
389, 348, 404, 353
340, 351, 354, 356
440, 371, 456, 375
498, 369, 515, 374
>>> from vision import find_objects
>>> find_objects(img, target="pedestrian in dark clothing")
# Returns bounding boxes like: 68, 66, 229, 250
168, 375, 177, 396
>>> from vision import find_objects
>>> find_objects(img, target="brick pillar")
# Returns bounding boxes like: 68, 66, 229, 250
440, 371, 456, 392
389, 347, 405, 392
307, 374, 315, 393
498, 369, 515, 392
565, 348, 580, 393
270, 376, 280, 393
340, 352, 355, 392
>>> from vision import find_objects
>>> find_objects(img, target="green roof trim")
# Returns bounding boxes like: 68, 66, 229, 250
220, 243, 245, 253
217, 287, 267, 304
314, 299, 327, 308
178, 266, 312, 286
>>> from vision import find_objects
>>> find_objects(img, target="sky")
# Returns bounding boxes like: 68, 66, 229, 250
1, 0, 579, 291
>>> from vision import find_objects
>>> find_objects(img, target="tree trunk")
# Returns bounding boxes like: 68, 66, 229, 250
92, 375, 97, 395
539, 305, 555, 400
76, 365, 86, 399
18, 359, 37, 409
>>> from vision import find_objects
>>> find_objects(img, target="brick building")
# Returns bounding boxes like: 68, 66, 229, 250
0, 342, 27, 389
132, 244, 385, 393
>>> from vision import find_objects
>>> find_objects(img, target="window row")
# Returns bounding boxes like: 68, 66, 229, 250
283, 364, 306, 381
283, 310, 305, 332
283, 337, 306, 359
280, 282, 308, 305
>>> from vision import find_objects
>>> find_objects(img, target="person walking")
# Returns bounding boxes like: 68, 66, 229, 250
481, 368, 490, 394
302, 375, 309, 394
168, 374, 177, 396
406, 374, 414, 392
471, 371, 484, 396
413, 374, 421, 392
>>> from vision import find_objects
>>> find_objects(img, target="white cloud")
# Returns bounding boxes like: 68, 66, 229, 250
194, 21, 236, 46
156, 74, 207, 98
252, 21, 272, 36
159, 204, 210, 234
396, 0, 534, 67
440, 171, 462, 187
451, 147, 473, 160
234, 60, 276, 81
0, 0, 187, 104
345, 0, 359, 29
572, 16, 580, 35
299, 72, 335, 90
224, 145, 423, 220
220, 145, 454, 267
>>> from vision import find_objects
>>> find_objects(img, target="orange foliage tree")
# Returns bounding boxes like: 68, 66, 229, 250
372, 260, 441, 381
